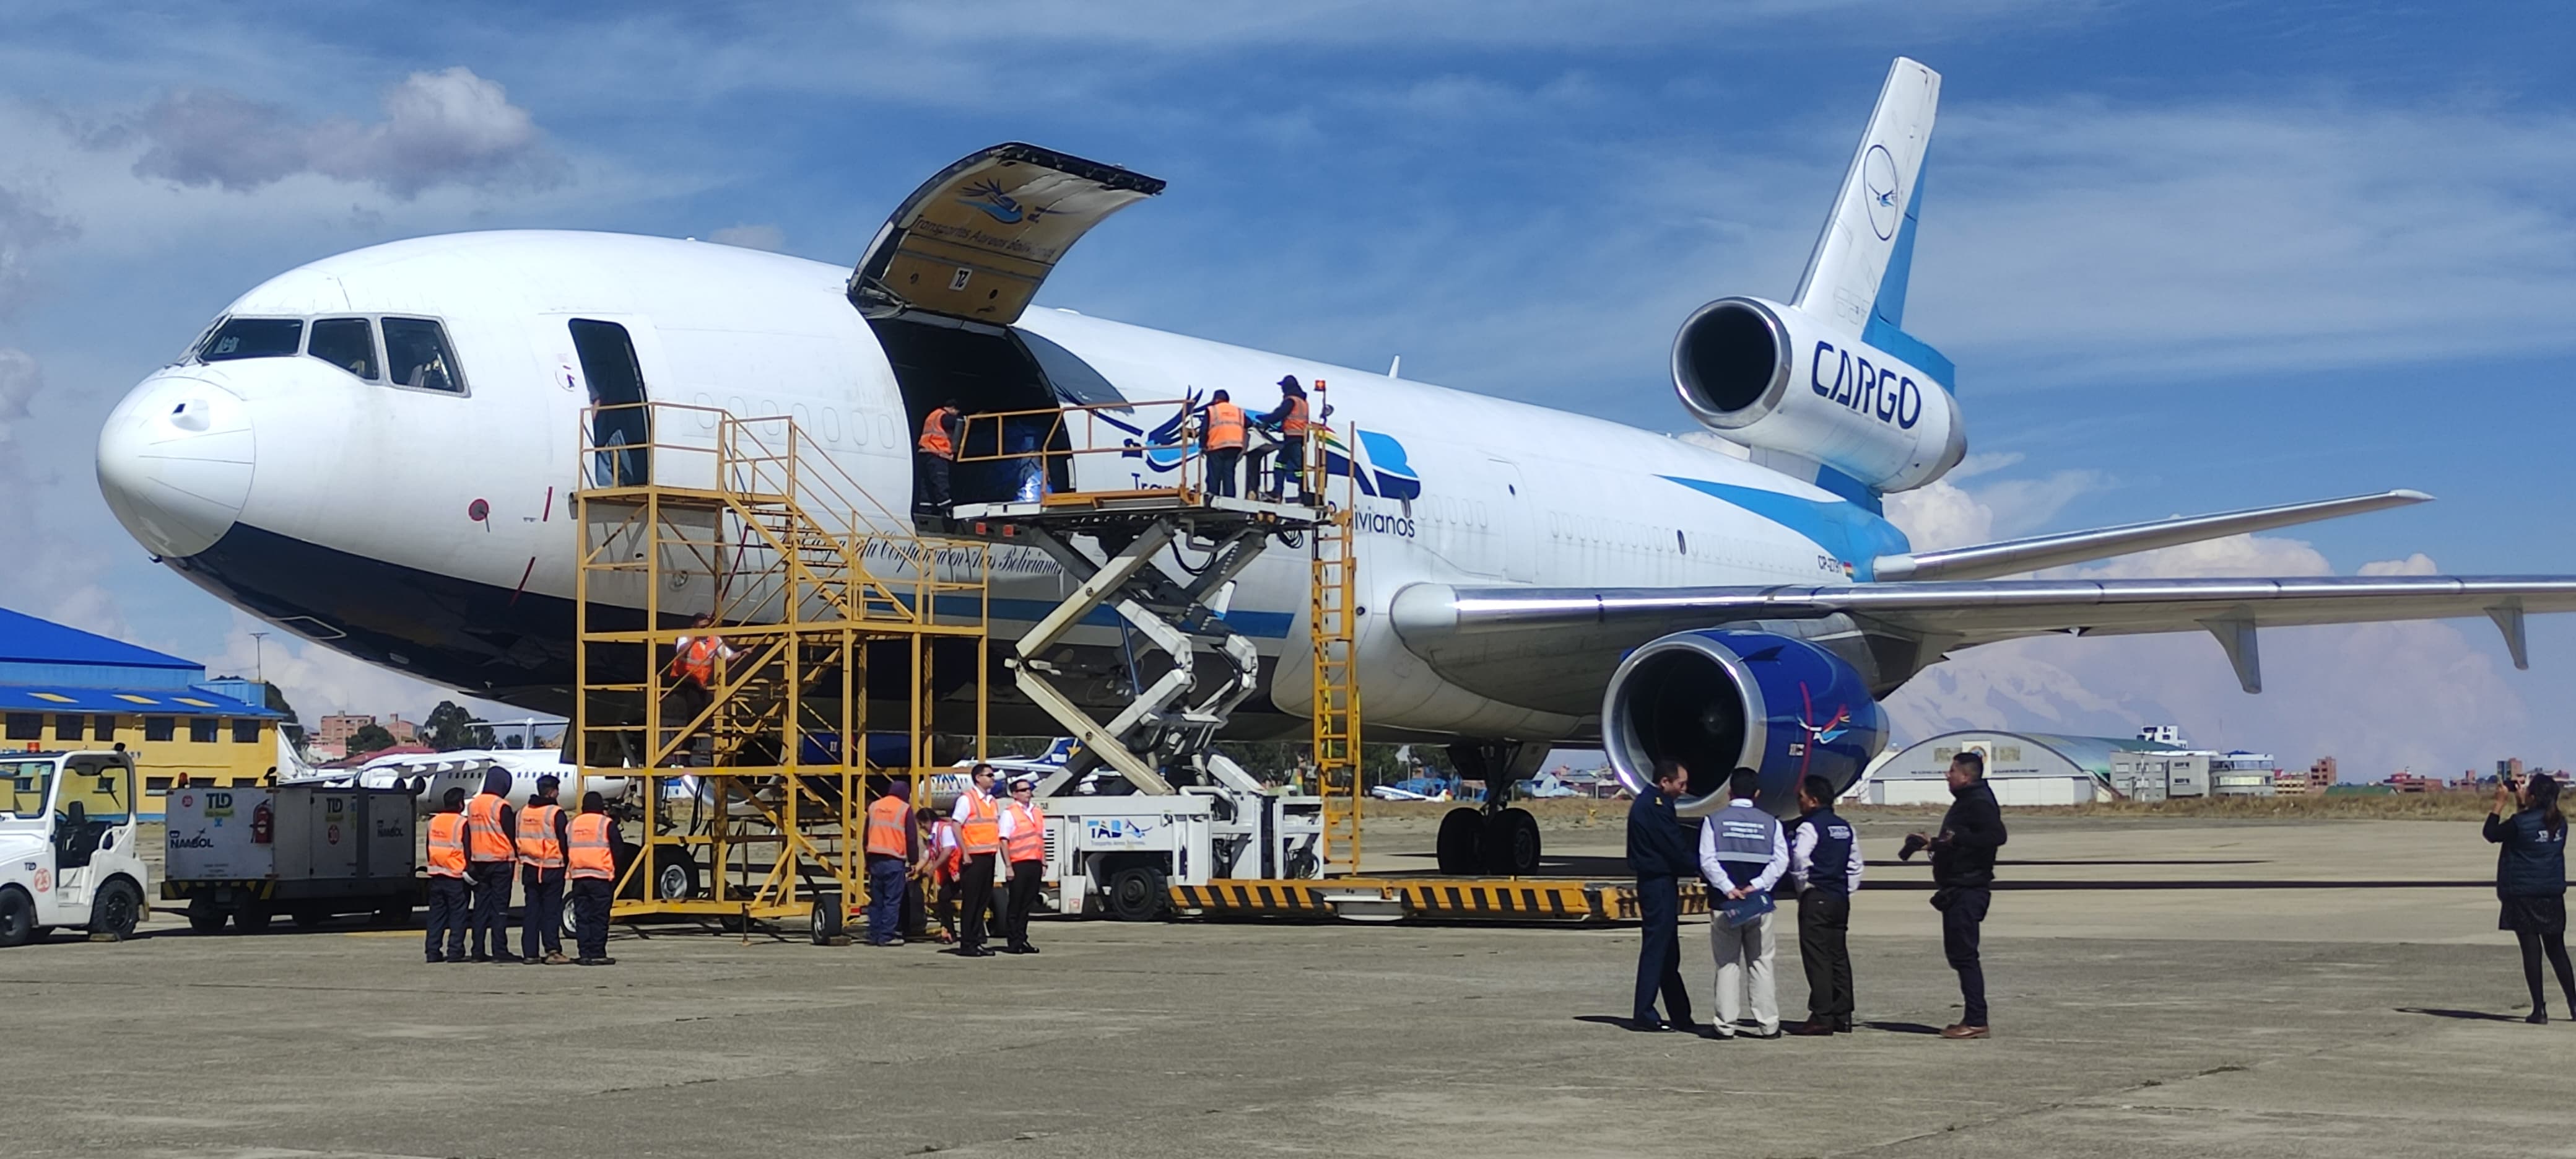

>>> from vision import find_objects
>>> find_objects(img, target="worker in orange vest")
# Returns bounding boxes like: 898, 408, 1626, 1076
918, 806, 962, 943
515, 774, 572, 965
863, 776, 917, 947
916, 397, 962, 515
1255, 375, 1312, 501
949, 763, 1003, 956
998, 775, 1048, 955
424, 787, 471, 963
565, 790, 619, 966
462, 768, 519, 963
666, 614, 736, 766
1201, 390, 1247, 499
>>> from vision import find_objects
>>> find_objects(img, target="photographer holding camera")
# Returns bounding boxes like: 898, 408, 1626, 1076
2486, 771, 2572, 1023
1904, 750, 2006, 1039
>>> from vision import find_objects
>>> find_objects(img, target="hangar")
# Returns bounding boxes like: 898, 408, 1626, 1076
1864, 729, 2175, 807
1, 606, 286, 817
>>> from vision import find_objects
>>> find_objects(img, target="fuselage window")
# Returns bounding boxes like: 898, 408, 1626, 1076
198, 317, 303, 362
307, 317, 380, 380
383, 317, 463, 393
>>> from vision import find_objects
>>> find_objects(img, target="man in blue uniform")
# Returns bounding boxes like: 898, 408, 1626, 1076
1785, 775, 1863, 1035
1625, 760, 1698, 1033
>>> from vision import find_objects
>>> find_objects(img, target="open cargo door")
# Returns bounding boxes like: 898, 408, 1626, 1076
848, 142, 1165, 326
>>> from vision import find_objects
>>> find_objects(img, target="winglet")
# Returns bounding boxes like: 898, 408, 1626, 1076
2201, 615, 2261, 694
2487, 601, 2531, 670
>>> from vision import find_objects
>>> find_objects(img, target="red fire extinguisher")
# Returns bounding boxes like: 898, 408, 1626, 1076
251, 800, 274, 845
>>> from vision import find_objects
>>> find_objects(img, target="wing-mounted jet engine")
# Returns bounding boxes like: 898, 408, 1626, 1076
1600, 629, 1887, 818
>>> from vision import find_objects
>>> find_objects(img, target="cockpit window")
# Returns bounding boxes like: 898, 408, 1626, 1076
383, 317, 462, 393
198, 317, 303, 362
307, 318, 379, 381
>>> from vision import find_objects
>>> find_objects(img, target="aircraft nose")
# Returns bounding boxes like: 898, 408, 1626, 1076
97, 370, 255, 558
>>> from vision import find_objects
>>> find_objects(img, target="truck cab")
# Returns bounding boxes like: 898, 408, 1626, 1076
0, 749, 149, 946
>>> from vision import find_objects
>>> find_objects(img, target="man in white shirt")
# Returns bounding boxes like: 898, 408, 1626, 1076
1699, 767, 1789, 1039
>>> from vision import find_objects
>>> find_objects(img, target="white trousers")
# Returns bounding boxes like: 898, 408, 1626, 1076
1708, 910, 1778, 1033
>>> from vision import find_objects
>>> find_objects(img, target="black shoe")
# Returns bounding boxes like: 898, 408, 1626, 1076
1784, 1020, 1836, 1037
425, 958, 444, 965
468, 952, 492, 963
1625, 1018, 1673, 1033
2528, 1009, 2549, 1025
490, 954, 523, 964
1019, 943, 1040, 955
1834, 1017, 1855, 1033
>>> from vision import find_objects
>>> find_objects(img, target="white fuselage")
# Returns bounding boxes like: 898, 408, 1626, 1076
97, 231, 1895, 742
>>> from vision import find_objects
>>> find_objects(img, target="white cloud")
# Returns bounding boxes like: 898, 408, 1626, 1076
128, 68, 563, 199
206, 612, 518, 727
708, 223, 786, 251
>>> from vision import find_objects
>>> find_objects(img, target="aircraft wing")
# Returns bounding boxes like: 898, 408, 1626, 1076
1388, 575, 2576, 711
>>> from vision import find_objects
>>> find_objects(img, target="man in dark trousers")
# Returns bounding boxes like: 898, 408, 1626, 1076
461, 768, 520, 963
1908, 750, 2007, 1038
515, 774, 572, 965
423, 787, 471, 963
1785, 775, 1863, 1035
949, 763, 1002, 956
565, 791, 620, 966
1625, 759, 1698, 1033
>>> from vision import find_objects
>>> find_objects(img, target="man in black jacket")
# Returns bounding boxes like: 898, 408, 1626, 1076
1908, 750, 2006, 1039
1626, 760, 1699, 1033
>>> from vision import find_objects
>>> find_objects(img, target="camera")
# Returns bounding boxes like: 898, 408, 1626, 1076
1899, 833, 1930, 862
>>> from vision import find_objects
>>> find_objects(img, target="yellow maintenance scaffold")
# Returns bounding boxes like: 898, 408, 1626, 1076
571, 402, 986, 935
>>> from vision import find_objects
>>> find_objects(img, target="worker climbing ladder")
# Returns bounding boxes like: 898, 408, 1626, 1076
570, 401, 988, 935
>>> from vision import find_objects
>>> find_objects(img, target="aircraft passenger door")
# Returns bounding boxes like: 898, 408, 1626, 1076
570, 319, 650, 486
1487, 458, 1537, 583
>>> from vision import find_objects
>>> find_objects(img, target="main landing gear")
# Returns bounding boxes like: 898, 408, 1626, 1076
1433, 741, 1549, 876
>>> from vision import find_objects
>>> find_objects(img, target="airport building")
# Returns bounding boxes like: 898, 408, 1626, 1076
1866, 730, 2176, 805
1, 606, 287, 819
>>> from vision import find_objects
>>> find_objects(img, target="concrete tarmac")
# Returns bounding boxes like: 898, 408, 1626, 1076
5, 816, 2573, 1158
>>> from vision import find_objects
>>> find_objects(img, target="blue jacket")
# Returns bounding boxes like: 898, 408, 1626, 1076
2485, 808, 2569, 898
1626, 787, 1695, 880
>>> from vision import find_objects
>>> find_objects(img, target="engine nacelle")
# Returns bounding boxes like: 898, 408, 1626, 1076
1602, 629, 1889, 818
1671, 296, 1967, 492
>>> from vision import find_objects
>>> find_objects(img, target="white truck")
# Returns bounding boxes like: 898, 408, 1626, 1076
162, 783, 422, 933
0, 749, 149, 947
1033, 754, 1325, 921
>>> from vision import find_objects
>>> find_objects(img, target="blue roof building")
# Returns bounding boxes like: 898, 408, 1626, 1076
2, 606, 290, 818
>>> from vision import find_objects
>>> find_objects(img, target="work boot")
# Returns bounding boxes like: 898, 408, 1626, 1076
1940, 1024, 1991, 1039
1783, 1020, 1836, 1037
2527, 1007, 2549, 1025
490, 953, 523, 964
468, 951, 491, 963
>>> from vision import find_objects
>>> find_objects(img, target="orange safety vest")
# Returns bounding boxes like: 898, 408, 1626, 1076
1003, 800, 1045, 864
464, 793, 514, 863
918, 407, 957, 459
426, 813, 468, 878
567, 813, 616, 880
1281, 395, 1310, 437
959, 792, 1000, 855
866, 794, 912, 857
516, 803, 565, 868
672, 636, 721, 685
1205, 401, 1246, 450
931, 818, 964, 879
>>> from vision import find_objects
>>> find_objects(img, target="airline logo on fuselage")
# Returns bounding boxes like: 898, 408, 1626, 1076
1811, 339, 1923, 430
957, 178, 1054, 225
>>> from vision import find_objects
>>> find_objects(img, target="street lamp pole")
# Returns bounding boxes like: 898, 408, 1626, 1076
249, 632, 268, 684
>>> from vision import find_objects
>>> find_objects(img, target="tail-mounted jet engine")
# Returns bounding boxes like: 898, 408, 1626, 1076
1602, 629, 1889, 818
1671, 296, 1966, 492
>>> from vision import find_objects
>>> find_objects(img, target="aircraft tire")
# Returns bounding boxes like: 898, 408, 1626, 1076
188, 898, 227, 934
1435, 808, 1484, 875
1482, 809, 1542, 877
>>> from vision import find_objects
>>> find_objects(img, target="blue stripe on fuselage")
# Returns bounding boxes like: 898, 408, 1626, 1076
1658, 476, 1910, 580
1859, 155, 1956, 393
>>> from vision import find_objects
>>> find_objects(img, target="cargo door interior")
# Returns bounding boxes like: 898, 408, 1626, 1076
847, 143, 1164, 504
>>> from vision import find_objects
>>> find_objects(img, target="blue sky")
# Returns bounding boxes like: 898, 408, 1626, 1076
1, 2, 2569, 775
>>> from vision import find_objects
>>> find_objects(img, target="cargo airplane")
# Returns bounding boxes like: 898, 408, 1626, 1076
98, 58, 2576, 872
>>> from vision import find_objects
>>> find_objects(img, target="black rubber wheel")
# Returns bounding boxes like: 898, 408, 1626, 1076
810, 894, 844, 945
0, 890, 33, 948
88, 879, 142, 940
187, 898, 227, 934
1482, 808, 1542, 876
652, 849, 700, 902
1102, 865, 1168, 922
1435, 808, 1484, 875
290, 906, 330, 930
235, 900, 274, 934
